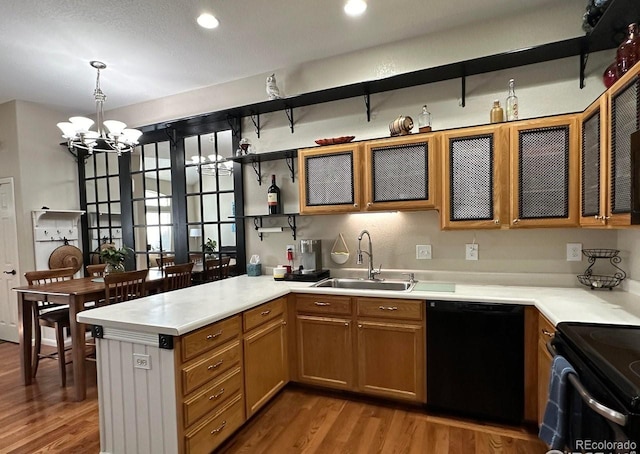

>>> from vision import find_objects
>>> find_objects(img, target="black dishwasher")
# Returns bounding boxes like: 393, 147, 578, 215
426, 300, 524, 424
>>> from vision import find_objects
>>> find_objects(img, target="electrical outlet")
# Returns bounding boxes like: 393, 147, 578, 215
416, 244, 432, 260
133, 353, 151, 370
566, 243, 582, 261
465, 243, 479, 261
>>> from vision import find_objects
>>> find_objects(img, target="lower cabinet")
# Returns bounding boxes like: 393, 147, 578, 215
177, 315, 245, 454
537, 313, 556, 426
294, 294, 426, 403
243, 297, 289, 418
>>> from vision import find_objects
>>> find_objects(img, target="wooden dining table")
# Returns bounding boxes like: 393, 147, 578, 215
13, 269, 165, 401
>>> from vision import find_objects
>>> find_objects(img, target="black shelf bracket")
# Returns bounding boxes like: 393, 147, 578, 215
284, 106, 294, 133
460, 74, 466, 108
250, 155, 262, 185
250, 112, 261, 138
253, 217, 263, 241
580, 49, 588, 89
364, 93, 371, 122
226, 115, 241, 139
285, 153, 295, 183
288, 215, 297, 240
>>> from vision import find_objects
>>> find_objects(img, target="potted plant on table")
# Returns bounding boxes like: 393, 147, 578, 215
100, 245, 132, 275
204, 238, 217, 259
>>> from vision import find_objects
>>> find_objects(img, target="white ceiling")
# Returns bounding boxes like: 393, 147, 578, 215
1, 0, 559, 116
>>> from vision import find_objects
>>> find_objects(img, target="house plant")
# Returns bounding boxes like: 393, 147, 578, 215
204, 238, 217, 258
99, 245, 132, 275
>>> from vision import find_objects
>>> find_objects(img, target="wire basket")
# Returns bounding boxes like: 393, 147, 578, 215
577, 274, 622, 290
582, 248, 620, 259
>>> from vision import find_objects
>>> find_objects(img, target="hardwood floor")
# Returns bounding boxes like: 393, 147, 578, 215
0, 341, 547, 453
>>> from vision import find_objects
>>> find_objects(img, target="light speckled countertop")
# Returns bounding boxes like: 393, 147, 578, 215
77, 275, 640, 336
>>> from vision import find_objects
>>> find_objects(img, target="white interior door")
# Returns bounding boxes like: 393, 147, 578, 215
0, 178, 20, 342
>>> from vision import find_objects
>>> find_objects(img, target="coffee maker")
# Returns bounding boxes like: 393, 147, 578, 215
300, 239, 322, 273
286, 239, 329, 281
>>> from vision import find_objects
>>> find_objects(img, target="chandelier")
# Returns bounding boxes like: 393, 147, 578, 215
190, 136, 233, 176
191, 154, 233, 176
57, 61, 142, 156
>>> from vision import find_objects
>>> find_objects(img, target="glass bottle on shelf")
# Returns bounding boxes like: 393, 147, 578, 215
418, 105, 432, 132
267, 174, 282, 215
505, 79, 519, 121
616, 23, 640, 77
490, 100, 504, 123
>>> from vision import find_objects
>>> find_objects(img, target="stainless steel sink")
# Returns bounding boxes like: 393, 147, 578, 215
312, 277, 415, 292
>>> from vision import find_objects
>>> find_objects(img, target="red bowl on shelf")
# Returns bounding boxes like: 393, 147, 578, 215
315, 136, 355, 146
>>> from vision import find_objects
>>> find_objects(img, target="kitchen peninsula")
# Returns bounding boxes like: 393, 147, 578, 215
77, 275, 640, 454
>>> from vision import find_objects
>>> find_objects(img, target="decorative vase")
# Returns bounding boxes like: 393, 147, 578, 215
603, 61, 619, 88
104, 262, 125, 276
616, 23, 640, 77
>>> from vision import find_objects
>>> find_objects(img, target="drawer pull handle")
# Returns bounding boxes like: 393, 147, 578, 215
314, 302, 330, 306
210, 420, 227, 435
541, 329, 554, 338
209, 388, 225, 400
261, 310, 271, 316
206, 331, 222, 340
379, 306, 398, 311
208, 360, 223, 371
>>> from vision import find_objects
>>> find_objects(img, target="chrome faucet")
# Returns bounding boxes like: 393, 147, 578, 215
356, 229, 381, 280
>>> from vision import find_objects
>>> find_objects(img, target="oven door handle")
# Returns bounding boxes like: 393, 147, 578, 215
546, 341, 628, 427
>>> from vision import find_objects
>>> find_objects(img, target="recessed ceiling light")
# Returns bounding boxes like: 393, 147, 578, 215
344, 0, 367, 16
197, 13, 219, 29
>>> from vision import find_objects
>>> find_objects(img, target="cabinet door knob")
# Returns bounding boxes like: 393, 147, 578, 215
210, 420, 227, 435
261, 310, 271, 316
353, 203, 358, 208
207, 360, 223, 370
358, 324, 362, 328
512, 218, 520, 224
209, 388, 225, 400
493, 219, 500, 224
378, 306, 398, 311
314, 302, 330, 306
541, 329, 554, 338
367, 202, 372, 207
344, 322, 349, 326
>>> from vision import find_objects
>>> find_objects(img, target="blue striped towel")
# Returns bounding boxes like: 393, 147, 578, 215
539, 355, 579, 449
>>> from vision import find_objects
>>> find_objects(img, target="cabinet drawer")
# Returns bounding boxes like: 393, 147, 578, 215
243, 297, 285, 332
183, 366, 243, 429
185, 393, 244, 454
182, 340, 241, 395
538, 313, 555, 344
357, 298, 423, 321
296, 294, 352, 315
181, 316, 241, 362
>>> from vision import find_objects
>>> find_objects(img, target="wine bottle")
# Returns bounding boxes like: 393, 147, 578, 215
267, 174, 281, 215
506, 79, 518, 121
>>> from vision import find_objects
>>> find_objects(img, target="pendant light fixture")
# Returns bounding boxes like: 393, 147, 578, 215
57, 61, 143, 156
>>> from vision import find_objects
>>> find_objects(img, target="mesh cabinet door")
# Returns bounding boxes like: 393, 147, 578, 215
299, 144, 362, 214
610, 76, 639, 216
449, 134, 494, 222
363, 135, 437, 210
580, 98, 605, 226
516, 124, 572, 222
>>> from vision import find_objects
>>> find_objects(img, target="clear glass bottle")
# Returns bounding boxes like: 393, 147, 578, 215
418, 105, 432, 132
490, 100, 504, 123
506, 79, 519, 121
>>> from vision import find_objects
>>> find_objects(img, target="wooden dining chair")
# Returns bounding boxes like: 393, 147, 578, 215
155, 255, 175, 268
104, 269, 149, 305
163, 262, 194, 292
86, 263, 107, 277
204, 257, 231, 282
24, 267, 76, 387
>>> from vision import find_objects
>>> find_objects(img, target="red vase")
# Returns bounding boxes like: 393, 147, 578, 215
603, 61, 619, 88
616, 23, 640, 77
